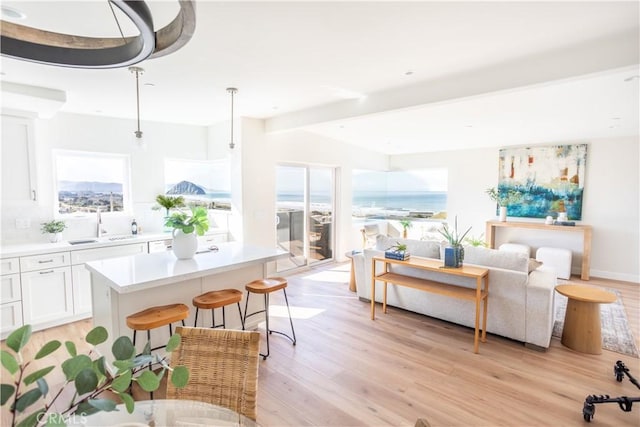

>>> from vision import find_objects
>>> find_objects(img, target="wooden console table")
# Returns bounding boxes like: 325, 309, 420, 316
485, 220, 592, 280
371, 256, 489, 354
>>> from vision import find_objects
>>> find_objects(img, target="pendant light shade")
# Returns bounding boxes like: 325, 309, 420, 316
130, 66, 146, 149
227, 87, 237, 149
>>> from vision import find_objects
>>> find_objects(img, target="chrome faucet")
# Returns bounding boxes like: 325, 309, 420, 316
97, 208, 107, 238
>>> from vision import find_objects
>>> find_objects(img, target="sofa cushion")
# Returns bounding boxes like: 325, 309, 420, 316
375, 235, 440, 259
463, 246, 529, 273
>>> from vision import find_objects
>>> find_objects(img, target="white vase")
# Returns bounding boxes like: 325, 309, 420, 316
172, 229, 198, 259
48, 232, 62, 243
499, 206, 507, 222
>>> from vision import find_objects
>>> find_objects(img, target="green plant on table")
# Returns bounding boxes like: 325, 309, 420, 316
464, 233, 488, 247
438, 216, 472, 247
154, 195, 185, 216
485, 187, 522, 207
389, 242, 408, 252
164, 206, 209, 236
1, 325, 189, 427
40, 220, 66, 234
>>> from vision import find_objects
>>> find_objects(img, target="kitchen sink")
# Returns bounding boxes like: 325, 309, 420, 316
68, 239, 98, 245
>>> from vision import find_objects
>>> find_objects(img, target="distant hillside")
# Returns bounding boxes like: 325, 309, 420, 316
58, 181, 122, 193
166, 180, 206, 195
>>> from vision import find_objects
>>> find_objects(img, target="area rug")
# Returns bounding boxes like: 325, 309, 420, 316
553, 289, 639, 357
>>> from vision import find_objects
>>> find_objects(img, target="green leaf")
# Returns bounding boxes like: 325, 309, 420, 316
75, 401, 101, 417
75, 368, 98, 395
86, 326, 108, 346
34, 340, 61, 360
6, 325, 32, 353
132, 354, 153, 368
1, 350, 20, 375
61, 355, 92, 381
23, 366, 55, 385
165, 334, 181, 352
136, 370, 160, 392
142, 341, 151, 356
110, 370, 132, 393
88, 398, 117, 412
1, 383, 15, 405
15, 409, 45, 427
170, 365, 190, 388
119, 392, 135, 413
65, 341, 77, 357
93, 356, 106, 377
36, 378, 48, 397
14, 388, 42, 412
113, 359, 134, 374
112, 336, 135, 361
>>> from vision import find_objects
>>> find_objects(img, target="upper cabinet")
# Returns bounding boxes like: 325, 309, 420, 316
1, 115, 37, 202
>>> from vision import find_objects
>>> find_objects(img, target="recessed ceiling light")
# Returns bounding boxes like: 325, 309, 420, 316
272, 106, 279, 110
624, 75, 640, 82
404, 71, 414, 76
1, 5, 26, 20
610, 117, 621, 120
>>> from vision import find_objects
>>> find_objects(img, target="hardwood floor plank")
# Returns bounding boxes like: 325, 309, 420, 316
2, 262, 639, 426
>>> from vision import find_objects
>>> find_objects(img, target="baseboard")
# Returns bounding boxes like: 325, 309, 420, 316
587, 269, 640, 283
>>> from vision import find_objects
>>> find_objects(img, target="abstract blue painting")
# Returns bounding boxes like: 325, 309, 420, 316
498, 144, 588, 220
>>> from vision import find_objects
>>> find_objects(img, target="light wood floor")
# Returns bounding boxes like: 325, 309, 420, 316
2, 262, 639, 426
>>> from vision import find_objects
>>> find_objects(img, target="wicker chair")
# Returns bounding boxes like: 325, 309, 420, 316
166, 326, 261, 421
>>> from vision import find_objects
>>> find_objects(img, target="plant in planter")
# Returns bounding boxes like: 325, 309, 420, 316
485, 187, 522, 222
40, 220, 67, 243
1, 324, 189, 427
464, 233, 488, 248
154, 195, 185, 217
399, 219, 413, 238
164, 206, 210, 259
438, 216, 472, 267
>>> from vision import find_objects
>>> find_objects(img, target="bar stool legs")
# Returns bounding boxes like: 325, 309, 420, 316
243, 277, 296, 360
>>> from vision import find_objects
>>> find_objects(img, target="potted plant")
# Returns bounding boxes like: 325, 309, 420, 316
485, 187, 522, 222
155, 195, 185, 217
40, 220, 67, 243
164, 206, 210, 259
438, 216, 471, 267
399, 219, 413, 238
1, 324, 189, 427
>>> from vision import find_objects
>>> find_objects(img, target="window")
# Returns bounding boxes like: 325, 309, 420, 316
164, 158, 231, 210
352, 168, 448, 219
54, 150, 131, 214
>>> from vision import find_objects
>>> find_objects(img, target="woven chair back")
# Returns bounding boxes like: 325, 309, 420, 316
166, 326, 261, 421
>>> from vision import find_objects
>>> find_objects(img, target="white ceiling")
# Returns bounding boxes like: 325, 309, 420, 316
1, 1, 639, 155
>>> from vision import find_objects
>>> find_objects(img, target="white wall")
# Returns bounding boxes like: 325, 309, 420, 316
1, 112, 208, 243
390, 136, 640, 282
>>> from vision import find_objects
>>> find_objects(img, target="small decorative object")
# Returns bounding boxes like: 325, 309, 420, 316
545, 215, 554, 225
557, 212, 568, 222
164, 206, 210, 259
385, 242, 410, 261
399, 219, 413, 239
485, 187, 522, 222
1, 324, 189, 427
40, 219, 67, 243
131, 218, 138, 235
438, 216, 471, 268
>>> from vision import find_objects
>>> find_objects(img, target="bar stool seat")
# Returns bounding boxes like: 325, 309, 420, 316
126, 303, 190, 332
192, 289, 244, 329
243, 277, 296, 360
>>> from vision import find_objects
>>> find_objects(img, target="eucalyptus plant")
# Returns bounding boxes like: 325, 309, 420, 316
164, 206, 209, 236
1, 325, 189, 427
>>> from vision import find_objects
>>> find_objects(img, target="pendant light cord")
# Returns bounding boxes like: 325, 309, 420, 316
135, 69, 141, 133
227, 88, 238, 149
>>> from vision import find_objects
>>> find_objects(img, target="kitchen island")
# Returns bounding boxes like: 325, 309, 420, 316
86, 242, 287, 368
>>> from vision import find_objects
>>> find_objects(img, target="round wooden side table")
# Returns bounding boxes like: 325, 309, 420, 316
555, 284, 616, 354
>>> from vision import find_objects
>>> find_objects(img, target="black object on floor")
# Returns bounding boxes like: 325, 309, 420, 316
583, 360, 639, 422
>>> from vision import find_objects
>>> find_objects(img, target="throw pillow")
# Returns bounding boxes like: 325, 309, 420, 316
528, 258, 543, 273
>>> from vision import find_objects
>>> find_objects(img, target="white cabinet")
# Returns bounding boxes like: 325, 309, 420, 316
1, 115, 37, 202
21, 266, 73, 327
1, 257, 23, 337
70, 243, 146, 317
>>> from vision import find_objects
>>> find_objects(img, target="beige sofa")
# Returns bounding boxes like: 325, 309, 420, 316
352, 235, 557, 349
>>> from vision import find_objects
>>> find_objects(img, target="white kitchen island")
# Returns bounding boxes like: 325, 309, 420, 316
86, 242, 287, 367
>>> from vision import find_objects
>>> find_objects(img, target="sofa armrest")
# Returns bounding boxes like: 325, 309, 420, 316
524, 267, 557, 348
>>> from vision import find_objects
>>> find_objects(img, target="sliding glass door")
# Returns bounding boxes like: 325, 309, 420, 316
276, 165, 335, 272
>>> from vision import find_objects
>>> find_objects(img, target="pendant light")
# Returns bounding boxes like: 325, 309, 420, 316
129, 66, 146, 149
227, 87, 237, 149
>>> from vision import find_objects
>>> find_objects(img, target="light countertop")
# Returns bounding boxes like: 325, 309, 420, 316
86, 242, 287, 294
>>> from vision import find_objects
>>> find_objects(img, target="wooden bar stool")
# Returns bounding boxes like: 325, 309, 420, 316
192, 289, 244, 329
243, 277, 296, 360
126, 303, 189, 398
